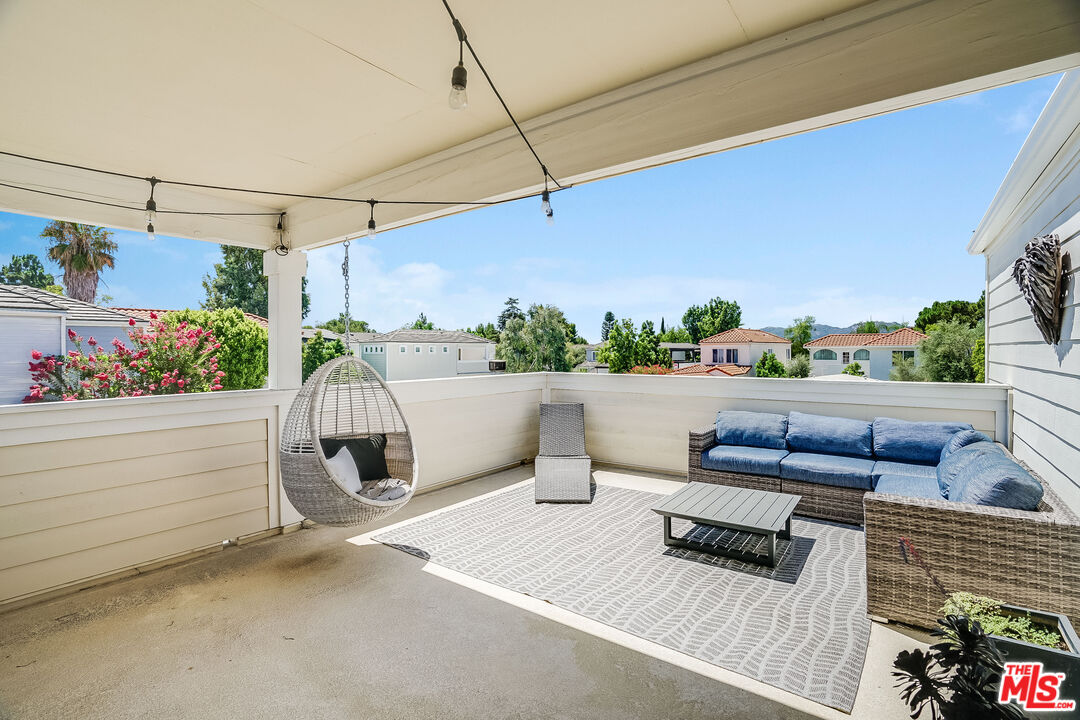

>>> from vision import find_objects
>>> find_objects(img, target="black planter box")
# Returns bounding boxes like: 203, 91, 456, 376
993, 605, 1080, 719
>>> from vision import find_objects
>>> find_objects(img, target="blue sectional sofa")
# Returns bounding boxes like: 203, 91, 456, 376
688, 410, 1045, 525
688, 409, 1080, 632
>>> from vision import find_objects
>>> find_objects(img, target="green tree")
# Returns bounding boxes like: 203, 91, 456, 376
497, 297, 525, 331
658, 325, 693, 343
754, 350, 786, 378
889, 355, 926, 382
562, 319, 587, 345
855, 320, 879, 334
202, 246, 310, 319
634, 320, 663, 367
302, 331, 348, 381
842, 361, 865, 376
597, 319, 638, 373
0, 254, 55, 288
785, 315, 815, 357
410, 312, 435, 330
914, 293, 985, 332
919, 320, 981, 383
496, 304, 572, 372
785, 354, 811, 378
318, 313, 374, 335
164, 308, 269, 390
464, 322, 499, 341
683, 297, 742, 342
972, 334, 985, 383
566, 344, 587, 369
41, 222, 117, 302
600, 311, 615, 341
659, 317, 666, 335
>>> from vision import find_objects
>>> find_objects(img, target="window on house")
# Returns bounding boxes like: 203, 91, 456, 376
786, 348, 791, 359
711, 348, 719, 363
892, 350, 915, 364
414, 346, 420, 353
842, 352, 850, 364
429, 346, 435, 353
399, 345, 406, 353
854, 349, 869, 361
813, 349, 837, 360
726, 348, 738, 364
443, 346, 448, 353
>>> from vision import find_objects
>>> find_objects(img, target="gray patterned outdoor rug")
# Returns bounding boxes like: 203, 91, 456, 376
374, 483, 870, 712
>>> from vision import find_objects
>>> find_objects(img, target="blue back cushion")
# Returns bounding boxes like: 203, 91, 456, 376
714, 410, 788, 450
939, 429, 994, 464
871, 417, 973, 464
950, 452, 1044, 511
786, 411, 873, 458
937, 441, 1003, 498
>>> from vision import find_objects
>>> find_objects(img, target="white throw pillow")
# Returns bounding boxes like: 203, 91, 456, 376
325, 447, 363, 493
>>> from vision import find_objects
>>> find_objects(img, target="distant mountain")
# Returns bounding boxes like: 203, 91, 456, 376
758, 322, 907, 340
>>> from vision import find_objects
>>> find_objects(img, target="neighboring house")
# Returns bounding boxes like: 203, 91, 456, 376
359, 329, 499, 381
301, 327, 376, 357
0, 286, 144, 405
804, 327, 927, 380
575, 343, 609, 373
660, 342, 699, 367
698, 328, 791, 377
667, 363, 751, 377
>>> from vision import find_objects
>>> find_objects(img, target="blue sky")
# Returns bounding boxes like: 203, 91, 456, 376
0, 74, 1060, 342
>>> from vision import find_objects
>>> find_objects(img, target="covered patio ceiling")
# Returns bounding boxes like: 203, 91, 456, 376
0, 0, 1078, 251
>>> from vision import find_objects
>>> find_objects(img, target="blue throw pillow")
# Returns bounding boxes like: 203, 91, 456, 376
872, 417, 973, 464
714, 410, 788, 450
937, 441, 1004, 498
951, 452, 1044, 511
939, 429, 994, 464
786, 411, 874, 458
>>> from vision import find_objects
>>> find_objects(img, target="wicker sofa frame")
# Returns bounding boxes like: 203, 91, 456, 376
689, 424, 1080, 629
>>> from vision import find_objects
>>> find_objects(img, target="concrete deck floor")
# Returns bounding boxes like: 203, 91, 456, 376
0, 466, 929, 720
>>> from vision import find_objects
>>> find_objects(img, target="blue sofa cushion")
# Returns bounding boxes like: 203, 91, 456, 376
701, 445, 788, 476
937, 441, 1004, 498
939, 429, 994, 463
780, 452, 875, 490
950, 453, 1044, 511
873, 460, 938, 483
872, 417, 974, 464
786, 411, 874, 458
714, 410, 788, 450
874, 474, 946, 500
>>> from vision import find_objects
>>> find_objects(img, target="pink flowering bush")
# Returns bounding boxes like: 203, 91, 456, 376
24, 313, 224, 403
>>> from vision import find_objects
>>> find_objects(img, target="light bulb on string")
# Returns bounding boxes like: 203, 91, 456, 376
448, 19, 468, 110
541, 189, 553, 226
367, 199, 377, 240
145, 177, 158, 241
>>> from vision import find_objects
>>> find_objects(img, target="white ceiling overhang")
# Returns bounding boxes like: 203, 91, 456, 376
1, 0, 1078, 251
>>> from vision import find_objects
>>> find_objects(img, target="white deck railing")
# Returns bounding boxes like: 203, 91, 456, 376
0, 373, 1009, 607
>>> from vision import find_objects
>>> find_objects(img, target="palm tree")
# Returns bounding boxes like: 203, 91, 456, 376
41, 222, 118, 303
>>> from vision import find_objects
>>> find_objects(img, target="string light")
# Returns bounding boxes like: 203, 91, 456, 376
366, 199, 377, 240
540, 168, 554, 225
145, 177, 158, 241
449, 19, 468, 110
274, 213, 289, 256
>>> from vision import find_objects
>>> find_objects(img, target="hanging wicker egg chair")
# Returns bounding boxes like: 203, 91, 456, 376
279, 355, 417, 527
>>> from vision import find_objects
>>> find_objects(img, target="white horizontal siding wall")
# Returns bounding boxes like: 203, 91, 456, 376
972, 73, 1080, 514
0, 390, 293, 606
548, 373, 1008, 476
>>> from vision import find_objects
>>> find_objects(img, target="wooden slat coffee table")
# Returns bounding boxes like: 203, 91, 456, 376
652, 482, 801, 567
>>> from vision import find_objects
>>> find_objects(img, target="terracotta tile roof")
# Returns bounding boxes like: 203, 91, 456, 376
699, 328, 790, 344
111, 307, 270, 329
805, 328, 927, 348
668, 363, 751, 376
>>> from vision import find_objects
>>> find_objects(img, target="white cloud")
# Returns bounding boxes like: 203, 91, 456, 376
760, 287, 930, 328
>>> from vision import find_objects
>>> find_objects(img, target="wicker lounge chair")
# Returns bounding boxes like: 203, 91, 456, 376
534, 402, 592, 503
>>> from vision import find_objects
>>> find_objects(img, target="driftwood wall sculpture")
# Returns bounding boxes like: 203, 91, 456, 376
1012, 233, 1068, 346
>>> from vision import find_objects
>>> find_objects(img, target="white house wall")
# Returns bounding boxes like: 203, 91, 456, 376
0, 314, 62, 405
971, 73, 1080, 513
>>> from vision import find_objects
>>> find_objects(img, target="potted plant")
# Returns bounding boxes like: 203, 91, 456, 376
941, 593, 1080, 718
894, 614, 1026, 719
